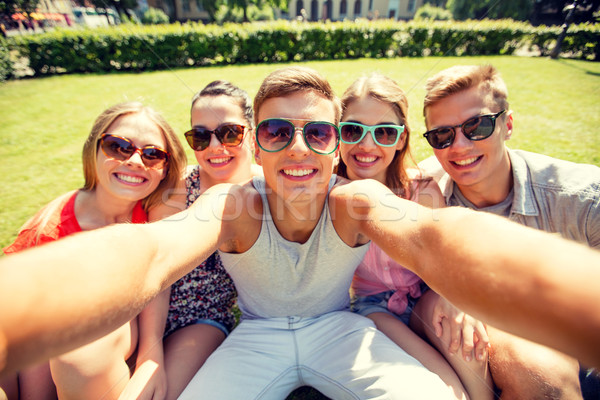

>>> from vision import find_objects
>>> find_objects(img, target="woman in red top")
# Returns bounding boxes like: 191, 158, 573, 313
1, 101, 186, 400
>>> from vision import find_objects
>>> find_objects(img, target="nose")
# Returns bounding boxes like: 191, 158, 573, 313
125, 149, 146, 167
450, 126, 472, 149
206, 133, 223, 150
286, 127, 310, 157
357, 130, 377, 150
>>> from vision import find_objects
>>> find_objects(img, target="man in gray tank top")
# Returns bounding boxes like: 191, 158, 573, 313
178, 66, 454, 399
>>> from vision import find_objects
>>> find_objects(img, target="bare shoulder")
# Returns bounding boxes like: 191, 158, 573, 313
149, 176, 188, 222
219, 180, 262, 253
403, 167, 444, 208
330, 179, 392, 246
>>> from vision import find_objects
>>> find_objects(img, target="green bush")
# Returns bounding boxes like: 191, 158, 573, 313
0, 37, 14, 82
9, 19, 599, 77
414, 4, 453, 21
215, 4, 275, 24
142, 7, 170, 25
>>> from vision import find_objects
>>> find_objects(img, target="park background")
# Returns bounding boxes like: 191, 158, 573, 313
0, 1, 599, 398
1, 55, 599, 249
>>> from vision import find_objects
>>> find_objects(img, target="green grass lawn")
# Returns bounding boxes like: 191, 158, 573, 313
1, 56, 599, 249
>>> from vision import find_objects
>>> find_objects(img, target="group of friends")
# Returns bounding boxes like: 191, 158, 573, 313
0, 63, 599, 400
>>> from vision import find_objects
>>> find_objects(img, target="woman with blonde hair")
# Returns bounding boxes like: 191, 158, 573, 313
1, 101, 186, 400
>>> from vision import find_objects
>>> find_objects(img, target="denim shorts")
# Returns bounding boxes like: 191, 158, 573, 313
352, 284, 429, 326
195, 318, 230, 336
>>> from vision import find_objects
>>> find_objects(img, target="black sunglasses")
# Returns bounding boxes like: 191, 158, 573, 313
423, 110, 506, 150
99, 134, 169, 169
184, 124, 246, 151
255, 118, 339, 155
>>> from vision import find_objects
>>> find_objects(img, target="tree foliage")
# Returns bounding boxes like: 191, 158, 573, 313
225, 0, 287, 22
447, 0, 600, 23
142, 6, 169, 24
446, 0, 533, 21
415, 4, 452, 20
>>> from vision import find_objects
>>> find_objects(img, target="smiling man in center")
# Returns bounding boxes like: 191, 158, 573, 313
177, 66, 456, 399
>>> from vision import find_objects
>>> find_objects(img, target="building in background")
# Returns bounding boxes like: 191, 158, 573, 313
287, 0, 425, 21
147, 0, 209, 22
147, 0, 424, 23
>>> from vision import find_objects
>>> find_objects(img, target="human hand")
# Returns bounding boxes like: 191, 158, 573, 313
432, 296, 490, 362
119, 355, 167, 400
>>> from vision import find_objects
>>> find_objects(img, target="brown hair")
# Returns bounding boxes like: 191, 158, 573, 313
81, 102, 186, 211
191, 80, 255, 129
338, 73, 413, 198
423, 64, 509, 118
253, 66, 341, 125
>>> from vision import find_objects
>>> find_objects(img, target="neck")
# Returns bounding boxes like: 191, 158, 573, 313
198, 167, 253, 191
75, 189, 138, 230
457, 155, 513, 209
266, 189, 328, 244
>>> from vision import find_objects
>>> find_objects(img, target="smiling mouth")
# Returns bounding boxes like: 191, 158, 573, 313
116, 173, 145, 184
452, 156, 481, 166
209, 157, 232, 165
282, 168, 316, 177
354, 155, 378, 163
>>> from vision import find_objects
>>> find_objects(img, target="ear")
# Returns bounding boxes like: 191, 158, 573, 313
396, 129, 407, 151
254, 138, 262, 166
333, 149, 340, 168
503, 110, 513, 141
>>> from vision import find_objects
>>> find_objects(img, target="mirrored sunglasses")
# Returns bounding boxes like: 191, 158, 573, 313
423, 110, 506, 150
256, 118, 339, 155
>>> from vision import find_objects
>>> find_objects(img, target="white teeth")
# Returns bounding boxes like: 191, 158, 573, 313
117, 174, 144, 184
355, 155, 377, 163
454, 156, 479, 166
209, 157, 232, 164
283, 169, 314, 177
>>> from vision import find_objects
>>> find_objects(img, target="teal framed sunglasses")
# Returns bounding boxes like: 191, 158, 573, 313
256, 118, 340, 155
339, 122, 405, 147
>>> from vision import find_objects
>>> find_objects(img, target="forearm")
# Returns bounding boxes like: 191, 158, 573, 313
136, 288, 170, 365
395, 207, 600, 367
0, 183, 235, 377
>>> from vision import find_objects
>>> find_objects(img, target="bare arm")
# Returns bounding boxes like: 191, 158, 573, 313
332, 179, 600, 368
0, 183, 243, 377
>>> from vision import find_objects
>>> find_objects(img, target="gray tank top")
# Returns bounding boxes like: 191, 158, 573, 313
219, 175, 370, 320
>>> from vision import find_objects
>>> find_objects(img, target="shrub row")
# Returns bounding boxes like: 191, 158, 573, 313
0, 38, 14, 81
6, 19, 599, 77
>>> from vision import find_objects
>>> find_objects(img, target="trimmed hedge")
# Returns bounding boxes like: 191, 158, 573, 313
6, 19, 599, 77
0, 37, 14, 81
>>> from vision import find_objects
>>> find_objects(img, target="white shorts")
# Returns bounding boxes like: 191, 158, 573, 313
178, 311, 452, 399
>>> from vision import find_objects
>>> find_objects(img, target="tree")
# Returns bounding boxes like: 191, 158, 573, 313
225, 0, 286, 22
197, 0, 220, 21
446, 0, 534, 21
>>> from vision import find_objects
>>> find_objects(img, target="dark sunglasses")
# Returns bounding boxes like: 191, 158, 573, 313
339, 122, 405, 147
99, 134, 169, 169
184, 124, 246, 151
256, 118, 339, 155
423, 110, 506, 150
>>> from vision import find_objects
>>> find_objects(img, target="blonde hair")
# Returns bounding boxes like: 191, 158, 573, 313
423, 64, 509, 117
81, 102, 186, 211
338, 73, 413, 198
253, 66, 341, 125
